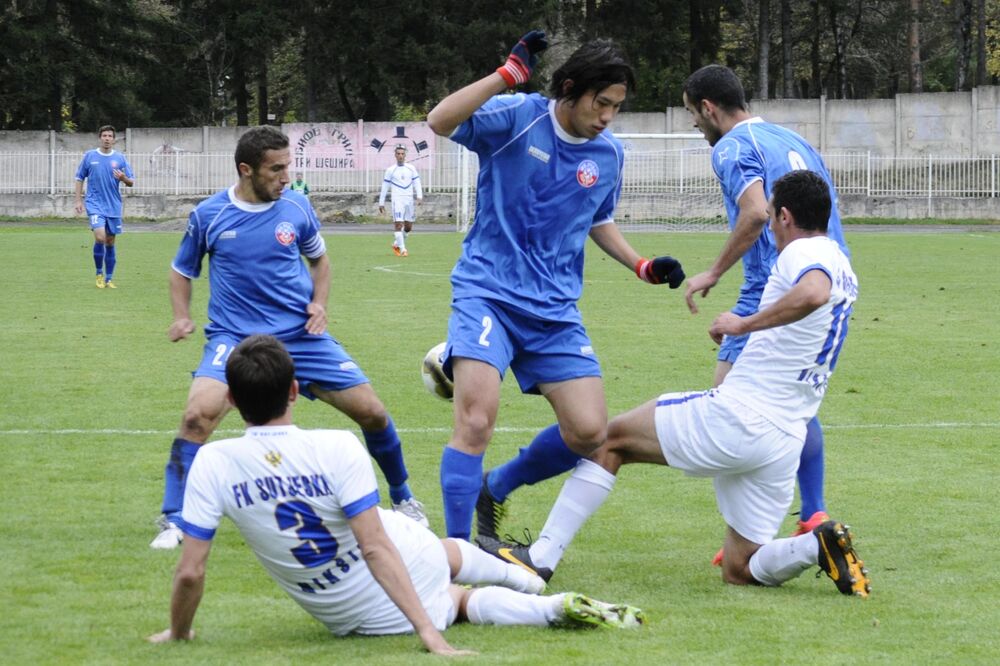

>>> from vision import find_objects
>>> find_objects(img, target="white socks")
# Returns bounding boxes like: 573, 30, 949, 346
451, 538, 545, 594
529, 459, 617, 571
465, 587, 564, 626
394, 230, 405, 250
748, 532, 819, 587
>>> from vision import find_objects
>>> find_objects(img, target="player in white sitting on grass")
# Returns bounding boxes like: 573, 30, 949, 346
147, 335, 645, 655
378, 145, 422, 257
478, 170, 871, 598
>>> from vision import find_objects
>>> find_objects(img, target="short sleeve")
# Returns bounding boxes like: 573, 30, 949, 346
171, 210, 207, 279
712, 136, 763, 204
75, 153, 89, 181
121, 154, 135, 180
321, 432, 380, 518
179, 448, 225, 540
297, 200, 326, 259
450, 94, 527, 156
593, 151, 624, 226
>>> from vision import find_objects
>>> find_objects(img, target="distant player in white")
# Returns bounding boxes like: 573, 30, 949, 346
378, 145, 422, 256
484, 170, 871, 598
147, 335, 645, 654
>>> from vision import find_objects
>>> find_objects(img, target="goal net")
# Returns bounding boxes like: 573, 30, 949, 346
615, 133, 727, 232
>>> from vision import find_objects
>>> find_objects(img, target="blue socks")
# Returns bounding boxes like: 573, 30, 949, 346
487, 424, 583, 502
797, 416, 826, 519
161, 438, 202, 519
440, 447, 483, 539
104, 244, 117, 281
93, 241, 105, 274
362, 417, 412, 504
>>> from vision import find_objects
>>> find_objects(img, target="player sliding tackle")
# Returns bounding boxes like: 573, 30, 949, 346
478, 170, 871, 598
147, 335, 645, 656
427, 30, 685, 544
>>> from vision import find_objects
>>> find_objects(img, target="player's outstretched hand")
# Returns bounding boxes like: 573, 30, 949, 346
305, 302, 327, 335
496, 30, 549, 87
419, 627, 477, 657
636, 256, 685, 288
147, 628, 195, 643
168, 318, 196, 342
684, 270, 719, 314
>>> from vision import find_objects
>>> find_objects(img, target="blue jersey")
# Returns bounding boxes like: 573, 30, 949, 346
712, 117, 848, 293
449, 93, 624, 322
171, 187, 326, 341
75, 149, 134, 217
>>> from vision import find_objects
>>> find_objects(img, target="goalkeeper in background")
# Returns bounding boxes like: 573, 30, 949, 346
427, 31, 686, 543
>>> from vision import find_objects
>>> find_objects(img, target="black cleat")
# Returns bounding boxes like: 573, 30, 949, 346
475, 533, 553, 583
475, 472, 507, 540
814, 520, 871, 598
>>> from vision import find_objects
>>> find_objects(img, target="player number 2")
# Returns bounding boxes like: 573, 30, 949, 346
275, 500, 339, 567
211, 343, 233, 366
478, 315, 493, 347
787, 150, 808, 171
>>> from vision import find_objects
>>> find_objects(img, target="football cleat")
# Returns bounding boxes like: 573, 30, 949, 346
392, 497, 430, 528
392, 244, 402, 257
793, 510, 831, 536
814, 520, 871, 598
560, 593, 646, 629
150, 515, 183, 550
105, 280, 117, 289
475, 533, 553, 583
96, 274, 105, 288
713, 510, 835, 567
475, 472, 507, 540
400, 248, 408, 257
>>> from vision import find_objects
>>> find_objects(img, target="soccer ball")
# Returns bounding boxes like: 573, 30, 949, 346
421, 342, 453, 401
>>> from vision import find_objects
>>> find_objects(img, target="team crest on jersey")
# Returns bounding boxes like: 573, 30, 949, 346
264, 451, 282, 467
274, 221, 296, 246
576, 160, 599, 188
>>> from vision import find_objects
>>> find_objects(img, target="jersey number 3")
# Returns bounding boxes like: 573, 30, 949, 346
275, 500, 339, 567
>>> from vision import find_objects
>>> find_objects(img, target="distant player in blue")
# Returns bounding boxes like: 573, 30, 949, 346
74, 125, 134, 289
150, 126, 426, 549
427, 32, 686, 542
680, 65, 850, 564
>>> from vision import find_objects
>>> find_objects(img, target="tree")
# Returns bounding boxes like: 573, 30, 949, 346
757, 0, 770, 99
909, 0, 924, 92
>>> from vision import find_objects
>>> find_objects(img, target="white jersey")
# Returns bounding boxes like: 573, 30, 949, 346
180, 425, 432, 634
378, 162, 422, 204
720, 235, 858, 439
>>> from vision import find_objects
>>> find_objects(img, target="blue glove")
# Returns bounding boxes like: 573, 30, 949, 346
636, 256, 685, 289
496, 30, 549, 87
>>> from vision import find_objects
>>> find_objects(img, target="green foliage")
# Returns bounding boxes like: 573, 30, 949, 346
0, 226, 998, 663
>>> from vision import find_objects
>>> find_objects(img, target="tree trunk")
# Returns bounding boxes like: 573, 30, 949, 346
233, 56, 249, 126
909, 0, 923, 93
257, 59, 269, 125
975, 0, 987, 86
810, 0, 822, 97
781, 0, 793, 97
757, 0, 770, 99
953, 0, 973, 91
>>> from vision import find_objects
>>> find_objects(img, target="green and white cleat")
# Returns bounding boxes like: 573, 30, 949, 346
560, 593, 646, 629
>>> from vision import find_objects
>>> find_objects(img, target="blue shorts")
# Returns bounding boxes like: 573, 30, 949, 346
717, 287, 764, 363
89, 214, 123, 235
444, 297, 601, 395
193, 332, 369, 400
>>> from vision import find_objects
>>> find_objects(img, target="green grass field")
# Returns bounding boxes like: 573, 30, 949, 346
1, 225, 998, 664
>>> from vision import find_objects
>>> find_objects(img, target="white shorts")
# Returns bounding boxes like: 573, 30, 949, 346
392, 199, 415, 223
352, 510, 456, 635
654, 389, 803, 544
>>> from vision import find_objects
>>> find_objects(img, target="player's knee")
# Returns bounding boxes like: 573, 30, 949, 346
348, 403, 388, 431
562, 421, 606, 456
180, 412, 216, 441
452, 412, 494, 451
720, 562, 755, 586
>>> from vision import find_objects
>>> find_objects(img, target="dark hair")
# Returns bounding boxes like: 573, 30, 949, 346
549, 39, 636, 102
234, 126, 289, 173
98, 125, 116, 137
226, 335, 296, 425
771, 170, 832, 232
683, 65, 748, 112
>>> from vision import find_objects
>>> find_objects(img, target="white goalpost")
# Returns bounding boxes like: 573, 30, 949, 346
456, 132, 727, 232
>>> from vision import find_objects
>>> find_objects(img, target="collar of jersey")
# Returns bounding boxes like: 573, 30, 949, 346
548, 99, 590, 145
228, 185, 277, 212
97, 148, 114, 156
731, 116, 765, 131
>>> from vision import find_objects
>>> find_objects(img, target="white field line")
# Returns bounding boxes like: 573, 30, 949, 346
0, 422, 997, 436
